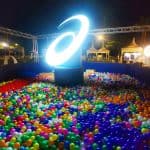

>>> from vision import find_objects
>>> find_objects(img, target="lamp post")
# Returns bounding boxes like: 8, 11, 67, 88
97, 35, 105, 47
96, 35, 106, 61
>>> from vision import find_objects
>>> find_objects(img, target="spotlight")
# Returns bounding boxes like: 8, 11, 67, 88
97, 35, 104, 41
144, 45, 150, 57
1, 42, 9, 47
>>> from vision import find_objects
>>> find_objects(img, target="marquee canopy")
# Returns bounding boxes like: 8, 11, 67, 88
121, 37, 144, 54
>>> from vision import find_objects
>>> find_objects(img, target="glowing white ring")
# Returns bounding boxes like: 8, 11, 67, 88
46, 15, 89, 66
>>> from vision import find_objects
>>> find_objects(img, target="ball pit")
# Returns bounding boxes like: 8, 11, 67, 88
0, 72, 149, 150
0, 79, 32, 93
36, 73, 54, 82
0, 80, 15, 87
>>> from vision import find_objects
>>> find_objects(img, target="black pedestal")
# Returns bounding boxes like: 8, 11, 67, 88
54, 67, 83, 86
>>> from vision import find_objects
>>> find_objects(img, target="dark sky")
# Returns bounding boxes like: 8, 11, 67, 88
0, 0, 150, 35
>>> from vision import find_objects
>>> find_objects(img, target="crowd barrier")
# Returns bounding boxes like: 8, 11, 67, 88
0, 62, 149, 85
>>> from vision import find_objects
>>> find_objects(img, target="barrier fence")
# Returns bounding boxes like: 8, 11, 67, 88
0, 62, 150, 85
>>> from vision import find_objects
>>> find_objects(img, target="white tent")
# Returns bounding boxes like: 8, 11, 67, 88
87, 45, 110, 61
96, 46, 110, 61
121, 38, 144, 63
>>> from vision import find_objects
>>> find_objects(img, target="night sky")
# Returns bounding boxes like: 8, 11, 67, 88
0, 0, 150, 34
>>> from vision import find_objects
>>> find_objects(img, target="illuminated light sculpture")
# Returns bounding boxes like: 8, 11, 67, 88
46, 15, 89, 67
46, 15, 89, 85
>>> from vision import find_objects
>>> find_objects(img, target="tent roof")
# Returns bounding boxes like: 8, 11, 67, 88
97, 47, 110, 53
121, 37, 144, 53
87, 45, 110, 54
125, 37, 139, 48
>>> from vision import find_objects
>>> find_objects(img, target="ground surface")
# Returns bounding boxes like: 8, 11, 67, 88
0, 72, 149, 150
